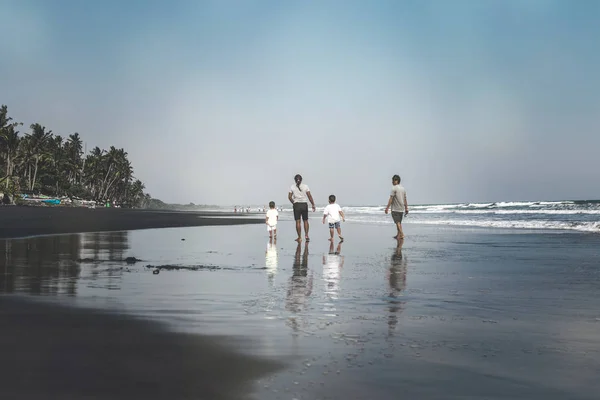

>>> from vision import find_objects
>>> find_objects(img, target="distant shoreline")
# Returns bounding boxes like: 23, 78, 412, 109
0, 206, 263, 239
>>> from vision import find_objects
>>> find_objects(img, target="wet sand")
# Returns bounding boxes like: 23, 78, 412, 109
0, 295, 283, 400
2, 220, 600, 399
0, 206, 261, 239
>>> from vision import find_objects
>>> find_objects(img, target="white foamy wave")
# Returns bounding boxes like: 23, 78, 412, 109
411, 204, 460, 210
460, 203, 495, 208
341, 206, 384, 214
494, 201, 543, 208
529, 201, 575, 206
412, 219, 600, 233
344, 214, 600, 233
408, 209, 600, 215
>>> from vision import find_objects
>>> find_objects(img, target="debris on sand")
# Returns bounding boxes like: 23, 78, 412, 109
145, 264, 221, 273
76, 256, 143, 264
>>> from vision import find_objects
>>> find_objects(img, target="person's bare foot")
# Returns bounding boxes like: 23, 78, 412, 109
393, 235, 399, 239
305, 236, 310, 242
328, 238, 333, 241
397, 235, 404, 239
295, 237, 302, 243
339, 236, 344, 241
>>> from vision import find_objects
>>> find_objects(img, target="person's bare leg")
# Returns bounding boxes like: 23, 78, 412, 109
273, 228, 277, 239
397, 222, 405, 239
329, 227, 334, 241
295, 220, 302, 242
337, 226, 343, 240
304, 219, 310, 241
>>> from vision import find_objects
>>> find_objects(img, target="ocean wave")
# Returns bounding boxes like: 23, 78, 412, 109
408, 209, 600, 215
344, 216, 600, 233
412, 219, 600, 233
340, 200, 597, 215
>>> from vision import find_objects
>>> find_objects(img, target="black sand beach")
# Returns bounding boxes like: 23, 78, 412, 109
0, 206, 274, 400
0, 295, 283, 400
0, 206, 261, 239
2, 215, 600, 399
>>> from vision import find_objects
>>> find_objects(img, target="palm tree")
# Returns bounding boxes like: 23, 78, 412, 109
25, 123, 53, 192
1, 103, 155, 207
0, 105, 23, 193
50, 135, 66, 196
65, 132, 83, 184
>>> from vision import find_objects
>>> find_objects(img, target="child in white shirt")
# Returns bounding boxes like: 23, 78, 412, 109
265, 201, 279, 239
322, 194, 345, 241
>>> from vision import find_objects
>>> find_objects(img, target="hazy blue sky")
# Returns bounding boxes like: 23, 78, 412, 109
1, 0, 599, 206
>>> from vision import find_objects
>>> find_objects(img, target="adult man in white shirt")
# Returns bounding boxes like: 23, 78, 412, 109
384, 174, 409, 239
288, 174, 316, 242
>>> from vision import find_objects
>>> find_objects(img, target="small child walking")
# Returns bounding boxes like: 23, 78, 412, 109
265, 201, 279, 239
322, 194, 345, 241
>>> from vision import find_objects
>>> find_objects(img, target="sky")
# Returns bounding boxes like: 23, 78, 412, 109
1, 0, 599, 206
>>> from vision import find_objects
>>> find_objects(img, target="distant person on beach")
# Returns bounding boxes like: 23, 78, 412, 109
288, 174, 316, 242
265, 201, 279, 239
322, 194, 345, 241
384, 174, 409, 239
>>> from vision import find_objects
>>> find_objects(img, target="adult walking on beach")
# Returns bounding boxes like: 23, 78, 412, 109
385, 174, 409, 239
288, 174, 316, 242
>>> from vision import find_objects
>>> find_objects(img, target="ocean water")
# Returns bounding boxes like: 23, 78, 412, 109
2, 221, 600, 399
228, 200, 600, 233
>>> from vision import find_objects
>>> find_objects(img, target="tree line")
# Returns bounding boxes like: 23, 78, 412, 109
0, 104, 154, 207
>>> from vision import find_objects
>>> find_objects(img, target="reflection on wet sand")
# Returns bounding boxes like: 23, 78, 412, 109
285, 242, 313, 333
322, 240, 344, 302
80, 231, 129, 262
265, 238, 278, 286
387, 239, 407, 337
0, 234, 81, 295
0, 231, 130, 295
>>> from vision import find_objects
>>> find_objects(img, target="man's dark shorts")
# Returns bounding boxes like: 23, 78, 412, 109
293, 202, 309, 221
392, 211, 404, 224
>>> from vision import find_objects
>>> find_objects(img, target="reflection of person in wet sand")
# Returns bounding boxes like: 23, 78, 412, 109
265, 237, 278, 286
285, 242, 313, 332
387, 239, 407, 337
322, 240, 344, 300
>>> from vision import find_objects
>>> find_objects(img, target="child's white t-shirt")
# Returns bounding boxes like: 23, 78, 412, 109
323, 204, 343, 223
266, 209, 279, 226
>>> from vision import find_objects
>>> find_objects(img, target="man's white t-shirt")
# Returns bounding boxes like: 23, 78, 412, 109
323, 203, 343, 223
266, 209, 279, 226
289, 183, 310, 203
390, 184, 407, 212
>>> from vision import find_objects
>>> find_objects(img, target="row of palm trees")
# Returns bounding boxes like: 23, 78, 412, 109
1, 104, 151, 207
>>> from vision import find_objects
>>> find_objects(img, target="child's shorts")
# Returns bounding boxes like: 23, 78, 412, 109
267, 224, 277, 232
328, 221, 341, 229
